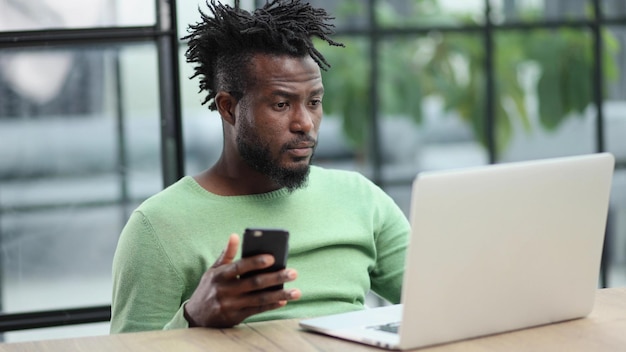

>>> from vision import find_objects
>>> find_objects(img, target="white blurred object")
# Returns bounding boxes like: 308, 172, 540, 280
1, 53, 73, 104
0, 0, 106, 104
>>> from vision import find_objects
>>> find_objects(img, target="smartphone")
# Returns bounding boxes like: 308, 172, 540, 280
241, 228, 290, 291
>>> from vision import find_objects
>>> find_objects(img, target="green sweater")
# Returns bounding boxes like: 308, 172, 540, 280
110, 166, 409, 333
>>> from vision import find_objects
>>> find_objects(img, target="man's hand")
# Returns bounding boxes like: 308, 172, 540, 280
184, 233, 301, 328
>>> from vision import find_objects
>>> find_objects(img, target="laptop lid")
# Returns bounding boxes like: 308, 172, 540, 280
300, 153, 614, 350
398, 152, 614, 349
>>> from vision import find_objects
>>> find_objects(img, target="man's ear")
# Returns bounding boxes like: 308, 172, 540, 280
215, 91, 237, 126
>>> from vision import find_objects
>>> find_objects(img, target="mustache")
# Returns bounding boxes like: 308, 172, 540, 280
283, 135, 317, 150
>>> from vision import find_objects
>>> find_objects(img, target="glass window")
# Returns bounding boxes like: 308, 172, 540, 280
602, 0, 626, 19
605, 26, 626, 159
179, 0, 369, 35
178, 0, 203, 38
178, 0, 283, 37
0, 43, 162, 341
3, 0, 626, 343
313, 36, 371, 174
490, 0, 593, 24
179, 47, 224, 175
314, 0, 370, 32
378, 34, 488, 215
496, 29, 597, 162
604, 25, 626, 288
0, 0, 155, 31
378, 0, 486, 28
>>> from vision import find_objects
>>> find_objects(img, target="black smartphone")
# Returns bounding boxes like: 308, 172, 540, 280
241, 228, 290, 291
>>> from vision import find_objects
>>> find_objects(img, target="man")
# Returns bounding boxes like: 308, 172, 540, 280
110, 0, 409, 333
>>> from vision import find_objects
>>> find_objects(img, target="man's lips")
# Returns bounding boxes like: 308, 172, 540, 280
286, 143, 315, 158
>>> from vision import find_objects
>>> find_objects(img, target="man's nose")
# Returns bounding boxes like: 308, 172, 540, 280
290, 104, 315, 133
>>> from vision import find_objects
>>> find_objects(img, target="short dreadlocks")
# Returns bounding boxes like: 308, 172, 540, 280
182, 0, 344, 111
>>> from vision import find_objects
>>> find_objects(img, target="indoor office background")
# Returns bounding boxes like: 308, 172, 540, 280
0, 0, 625, 343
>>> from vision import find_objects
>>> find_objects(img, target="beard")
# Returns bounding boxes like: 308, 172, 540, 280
236, 118, 315, 193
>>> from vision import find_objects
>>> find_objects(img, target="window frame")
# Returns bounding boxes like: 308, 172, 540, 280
1, 0, 625, 336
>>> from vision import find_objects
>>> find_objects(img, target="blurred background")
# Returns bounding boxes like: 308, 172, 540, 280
0, 0, 625, 342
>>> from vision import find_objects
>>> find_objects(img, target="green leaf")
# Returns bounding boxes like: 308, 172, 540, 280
563, 48, 591, 114
537, 68, 564, 130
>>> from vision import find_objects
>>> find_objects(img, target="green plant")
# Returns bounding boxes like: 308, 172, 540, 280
317, 1, 620, 153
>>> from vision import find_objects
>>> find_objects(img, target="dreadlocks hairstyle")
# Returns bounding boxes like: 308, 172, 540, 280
182, 0, 344, 110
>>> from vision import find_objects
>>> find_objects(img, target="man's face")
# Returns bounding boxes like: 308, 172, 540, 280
234, 54, 323, 192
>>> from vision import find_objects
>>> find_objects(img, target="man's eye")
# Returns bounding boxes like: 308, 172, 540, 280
276, 102, 287, 109
310, 99, 322, 106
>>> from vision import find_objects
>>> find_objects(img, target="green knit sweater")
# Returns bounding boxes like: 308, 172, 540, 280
110, 166, 409, 333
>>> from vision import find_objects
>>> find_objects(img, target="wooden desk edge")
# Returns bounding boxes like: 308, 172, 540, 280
1, 287, 625, 352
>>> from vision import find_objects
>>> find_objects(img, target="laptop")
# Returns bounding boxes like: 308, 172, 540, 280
299, 153, 615, 350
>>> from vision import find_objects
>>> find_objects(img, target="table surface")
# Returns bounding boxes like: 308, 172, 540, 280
2, 287, 626, 352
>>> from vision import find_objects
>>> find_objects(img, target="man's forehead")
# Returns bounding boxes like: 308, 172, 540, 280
248, 54, 322, 86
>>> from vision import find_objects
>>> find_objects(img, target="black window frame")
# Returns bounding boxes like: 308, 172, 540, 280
0, 0, 184, 335
1, 0, 625, 336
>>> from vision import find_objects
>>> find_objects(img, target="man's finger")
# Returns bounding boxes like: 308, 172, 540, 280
212, 233, 240, 268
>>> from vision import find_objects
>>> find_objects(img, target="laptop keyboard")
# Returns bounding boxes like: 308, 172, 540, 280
368, 321, 401, 334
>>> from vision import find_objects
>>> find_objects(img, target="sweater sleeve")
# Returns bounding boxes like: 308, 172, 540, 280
110, 211, 189, 333
369, 188, 411, 304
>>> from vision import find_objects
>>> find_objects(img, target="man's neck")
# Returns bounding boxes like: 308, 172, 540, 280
194, 158, 282, 196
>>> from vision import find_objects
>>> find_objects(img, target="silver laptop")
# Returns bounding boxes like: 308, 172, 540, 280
300, 153, 615, 350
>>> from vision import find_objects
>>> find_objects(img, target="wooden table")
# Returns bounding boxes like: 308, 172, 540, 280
2, 288, 626, 351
